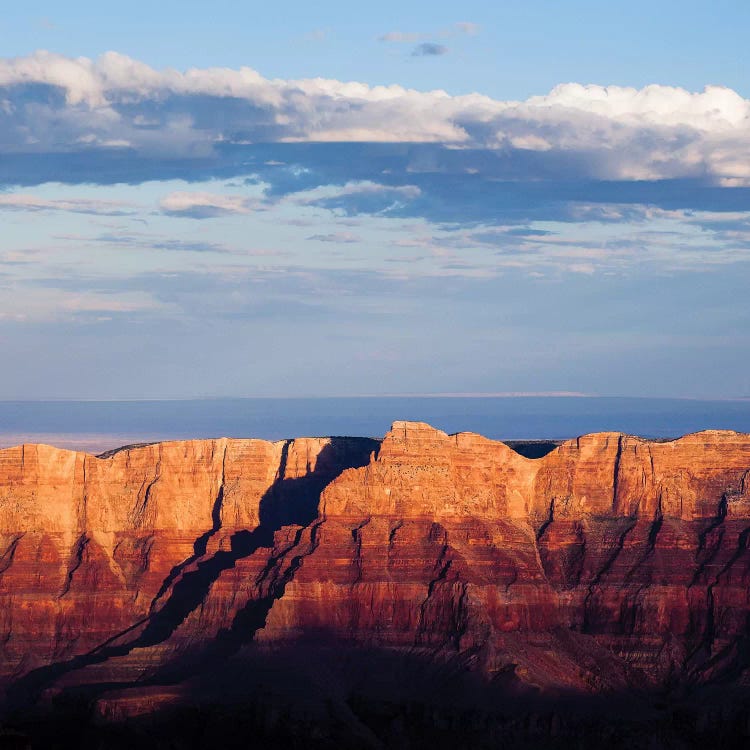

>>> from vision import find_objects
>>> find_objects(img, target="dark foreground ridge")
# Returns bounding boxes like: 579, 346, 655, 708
9, 644, 750, 750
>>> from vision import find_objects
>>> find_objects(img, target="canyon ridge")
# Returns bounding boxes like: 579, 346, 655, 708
1, 421, 749, 748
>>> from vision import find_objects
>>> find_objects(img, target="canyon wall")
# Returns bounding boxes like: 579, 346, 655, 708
0, 422, 749, 738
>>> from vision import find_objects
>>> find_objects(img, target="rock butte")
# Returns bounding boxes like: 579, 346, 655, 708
1, 421, 750, 746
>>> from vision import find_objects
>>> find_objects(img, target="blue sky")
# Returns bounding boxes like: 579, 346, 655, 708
0, 2, 749, 398
1, 1, 749, 98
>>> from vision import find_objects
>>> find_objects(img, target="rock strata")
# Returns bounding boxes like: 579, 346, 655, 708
1, 423, 749, 747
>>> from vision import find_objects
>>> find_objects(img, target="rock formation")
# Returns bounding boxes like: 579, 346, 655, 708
0, 422, 749, 748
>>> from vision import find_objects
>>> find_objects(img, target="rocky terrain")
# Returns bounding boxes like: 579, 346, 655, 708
0, 422, 749, 748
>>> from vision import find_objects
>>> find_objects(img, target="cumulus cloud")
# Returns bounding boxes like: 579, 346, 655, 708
1, 51, 750, 191
412, 43, 449, 57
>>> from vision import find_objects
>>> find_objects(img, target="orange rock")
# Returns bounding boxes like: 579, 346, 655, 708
1, 423, 749, 710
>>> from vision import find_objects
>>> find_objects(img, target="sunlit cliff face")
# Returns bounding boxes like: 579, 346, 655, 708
1, 423, 749, 705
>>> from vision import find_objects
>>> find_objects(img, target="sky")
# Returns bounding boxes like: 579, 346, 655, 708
0, 1, 749, 399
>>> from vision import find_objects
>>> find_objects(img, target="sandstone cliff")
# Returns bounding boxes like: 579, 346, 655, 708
0, 422, 749, 747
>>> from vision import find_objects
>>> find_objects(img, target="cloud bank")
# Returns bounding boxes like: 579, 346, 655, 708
1, 50, 749, 188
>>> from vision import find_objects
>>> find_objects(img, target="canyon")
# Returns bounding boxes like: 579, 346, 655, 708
0, 421, 749, 748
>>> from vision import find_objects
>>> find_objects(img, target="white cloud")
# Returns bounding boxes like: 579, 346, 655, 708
508, 134, 552, 151
159, 191, 259, 218
291, 181, 421, 204
1, 51, 750, 183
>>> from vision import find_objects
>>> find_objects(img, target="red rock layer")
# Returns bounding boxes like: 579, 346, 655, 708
0, 422, 749, 707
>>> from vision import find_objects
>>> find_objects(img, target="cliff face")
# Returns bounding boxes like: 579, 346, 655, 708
1, 422, 749, 742
263, 423, 750, 689
0, 436, 378, 686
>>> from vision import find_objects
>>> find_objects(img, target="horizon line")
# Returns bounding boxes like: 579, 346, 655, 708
1, 392, 750, 403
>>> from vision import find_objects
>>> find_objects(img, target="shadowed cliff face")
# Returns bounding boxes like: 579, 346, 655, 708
1, 422, 750, 746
